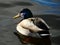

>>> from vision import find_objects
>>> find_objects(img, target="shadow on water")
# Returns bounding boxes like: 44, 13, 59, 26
14, 32, 51, 45
11, 1, 33, 6
52, 36, 60, 45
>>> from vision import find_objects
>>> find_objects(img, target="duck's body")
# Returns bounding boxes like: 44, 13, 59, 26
16, 17, 51, 45
16, 18, 50, 37
13, 8, 51, 45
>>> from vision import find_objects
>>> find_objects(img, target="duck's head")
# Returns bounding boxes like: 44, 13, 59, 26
13, 8, 33, 20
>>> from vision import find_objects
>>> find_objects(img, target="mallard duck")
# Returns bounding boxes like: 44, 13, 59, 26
13, 8, 51, 45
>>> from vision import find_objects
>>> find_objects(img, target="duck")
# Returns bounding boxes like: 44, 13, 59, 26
13, 8, 51, 45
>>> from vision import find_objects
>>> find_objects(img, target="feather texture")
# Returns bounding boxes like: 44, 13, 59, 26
16, 18, 50, 37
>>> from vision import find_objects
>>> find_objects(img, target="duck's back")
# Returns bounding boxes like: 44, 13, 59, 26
27, 18, 50, 37
28, 17, 50, 30
18, 17, 50, 37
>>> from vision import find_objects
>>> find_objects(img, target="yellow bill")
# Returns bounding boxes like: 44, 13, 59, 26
13, 13, 21, 19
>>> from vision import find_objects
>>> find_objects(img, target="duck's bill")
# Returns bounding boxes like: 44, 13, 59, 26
13, 13, 21, 19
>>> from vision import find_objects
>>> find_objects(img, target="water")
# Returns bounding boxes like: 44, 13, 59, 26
0, 0, 60, 45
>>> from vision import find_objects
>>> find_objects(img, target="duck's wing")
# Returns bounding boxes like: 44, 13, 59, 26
34, 18, 50, 37
37, 18, 50, 30
19, 18, 43, 32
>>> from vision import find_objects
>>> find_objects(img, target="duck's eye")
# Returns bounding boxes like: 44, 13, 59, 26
20, 13, 25, 17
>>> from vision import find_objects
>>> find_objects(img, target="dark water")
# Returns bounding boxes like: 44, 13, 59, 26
0, 0, 60, 45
